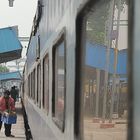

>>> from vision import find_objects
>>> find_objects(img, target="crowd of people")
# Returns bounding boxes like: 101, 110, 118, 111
0, 86, 19, 137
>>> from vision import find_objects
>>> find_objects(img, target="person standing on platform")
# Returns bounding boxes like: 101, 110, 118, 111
0, 90, 15, 137
10, 86, 18, 104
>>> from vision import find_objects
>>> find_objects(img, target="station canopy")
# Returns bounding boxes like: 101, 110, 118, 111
0, 71, 22, 81
86, 42, 127, 75
0, 26, 22, 63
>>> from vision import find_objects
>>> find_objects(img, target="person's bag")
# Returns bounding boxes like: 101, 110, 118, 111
1, 111, 17, 124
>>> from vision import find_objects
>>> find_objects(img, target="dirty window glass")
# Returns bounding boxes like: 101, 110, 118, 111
37, 64, 41, 107
53, 39, 65, 130
81, 0, 128, 140
43, 54, 49, 114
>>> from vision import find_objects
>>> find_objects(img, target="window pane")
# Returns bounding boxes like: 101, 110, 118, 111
37, 64, 41, 107
28, 75, 30, 97
29, 75, 31, 97
31, 72, 34, 98
33, 69, 35, 100
54, 41, 65, 129
82, 0, 128, 140
43, 55, 49, 113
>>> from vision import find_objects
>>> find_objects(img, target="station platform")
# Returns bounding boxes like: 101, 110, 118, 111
0, 102, 26, 140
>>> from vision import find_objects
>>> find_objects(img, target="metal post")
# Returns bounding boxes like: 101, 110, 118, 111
110, 0, 121, 122
102, 0, 115, 121
116, 76, 120, 115
89, 79, 93, 114
95, 69, 100, 117
110, 48, 118, 122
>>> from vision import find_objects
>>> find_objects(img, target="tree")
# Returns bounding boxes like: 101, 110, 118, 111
115, 0, 128, 11
86, 2, 109, 45
86, 0, 128, 45
0, 65, 9, 73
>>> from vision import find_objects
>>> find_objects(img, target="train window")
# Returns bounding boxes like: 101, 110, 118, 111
36, 35, 40, 60
52, 35, 66, 131
43, 54, 49, 113
28, 75, 30, 97
37, 64, 41, 108
33, 69, 36, 100
76, 0, 128, 140
31, 72, 33, 99
29, 74, 32, 98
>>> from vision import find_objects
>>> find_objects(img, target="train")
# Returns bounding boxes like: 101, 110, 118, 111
22, 0, 139, 139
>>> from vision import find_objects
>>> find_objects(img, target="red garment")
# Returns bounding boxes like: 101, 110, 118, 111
0, 97, 15, 112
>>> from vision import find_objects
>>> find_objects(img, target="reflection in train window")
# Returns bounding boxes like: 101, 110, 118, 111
32, 69, 36, 100
37, 64, 41, 108
43, 54, 49, 114
52, 37, 65, 131
28, 75, 31, 97
31, 72, 34, 99
80, 0, 128, 140
30, 74, 32, 98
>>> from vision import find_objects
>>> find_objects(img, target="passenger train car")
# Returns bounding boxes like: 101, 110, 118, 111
22, 0, 140, 139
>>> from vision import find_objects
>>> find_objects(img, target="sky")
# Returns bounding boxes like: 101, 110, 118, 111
0, 0, 38, 71
0, 0, 37, 36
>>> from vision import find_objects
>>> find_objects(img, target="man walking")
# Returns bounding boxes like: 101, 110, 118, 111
10, 86, 18, 103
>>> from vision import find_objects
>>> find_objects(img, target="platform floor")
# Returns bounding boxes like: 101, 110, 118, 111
0, 102, 26, 140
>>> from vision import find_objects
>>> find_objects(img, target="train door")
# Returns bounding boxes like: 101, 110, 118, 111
75, 0, 132, 140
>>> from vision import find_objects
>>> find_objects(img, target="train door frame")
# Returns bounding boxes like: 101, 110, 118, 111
75, 0, 133, 140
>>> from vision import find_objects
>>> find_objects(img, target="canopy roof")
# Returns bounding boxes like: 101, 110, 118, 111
0, 71, 22, 81
0, 27, 22, 63
86, 42, 127, 75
